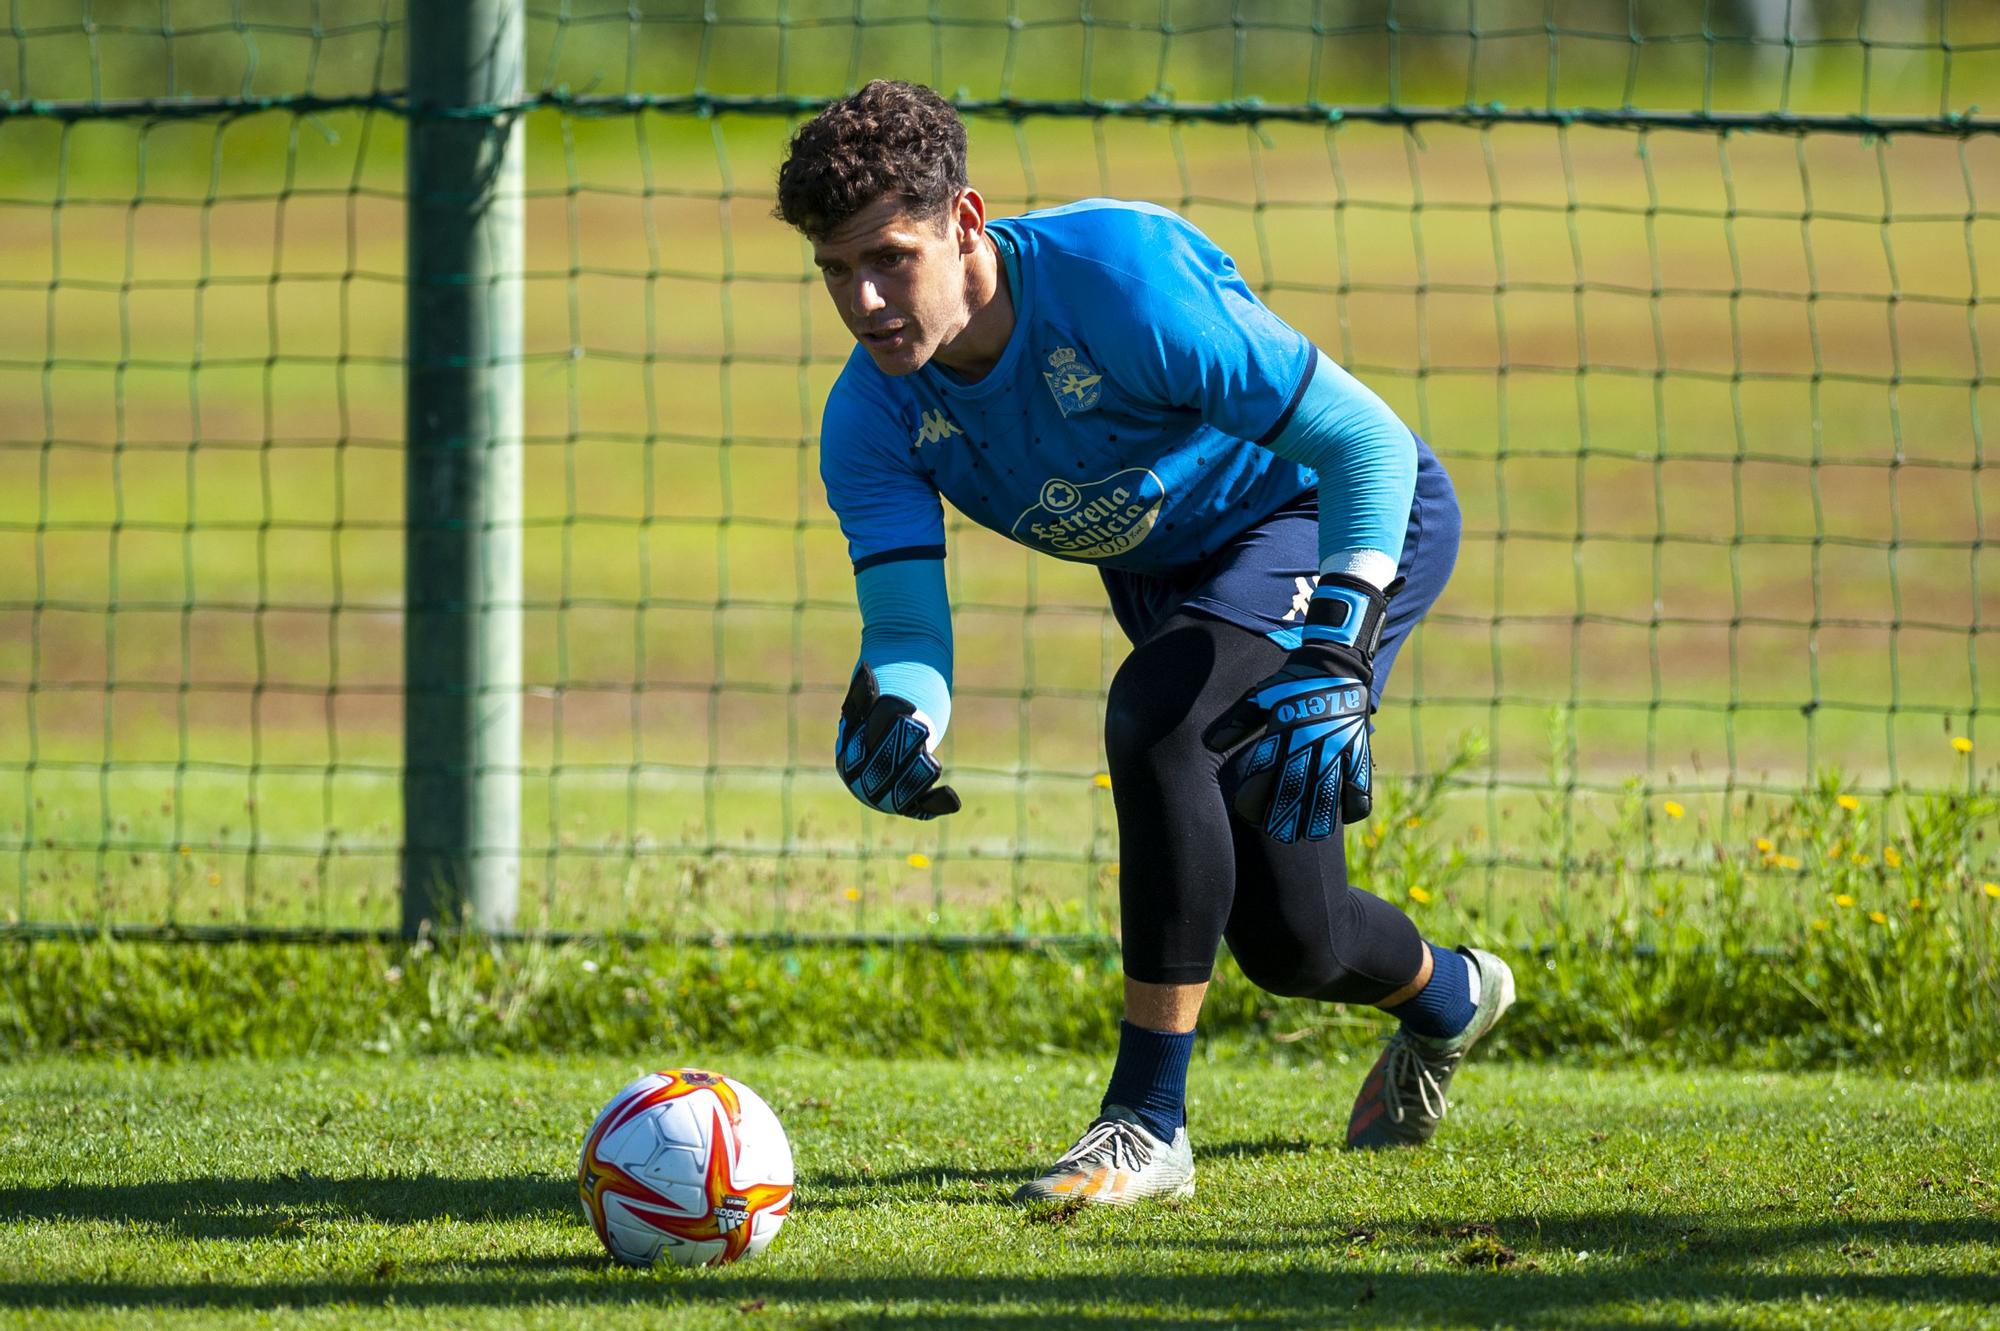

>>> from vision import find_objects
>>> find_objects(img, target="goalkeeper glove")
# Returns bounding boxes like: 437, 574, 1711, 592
836, 663, 960, 820
1201, 573, 1397, 843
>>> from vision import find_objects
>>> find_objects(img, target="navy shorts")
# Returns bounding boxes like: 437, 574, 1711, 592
1099, 434, 1461, 707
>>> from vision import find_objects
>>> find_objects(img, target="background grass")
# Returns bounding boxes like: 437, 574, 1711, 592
4, 1054, 1998, 1330
0, 3, 1994, 944
3, 108, 1993, 938
13, 740, 1999, 1072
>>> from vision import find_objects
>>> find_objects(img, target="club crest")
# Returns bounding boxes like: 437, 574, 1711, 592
1042, 346, 1104, 416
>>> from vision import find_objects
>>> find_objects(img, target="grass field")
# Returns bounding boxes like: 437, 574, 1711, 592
3, 1053, 1997, 1330
2, 21, 1993, 1331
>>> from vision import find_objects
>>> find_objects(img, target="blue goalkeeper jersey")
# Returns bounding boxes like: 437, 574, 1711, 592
819, 199, 1322, 577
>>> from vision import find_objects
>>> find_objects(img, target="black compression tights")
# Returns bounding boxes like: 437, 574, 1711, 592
1104, 612, 1426, 1004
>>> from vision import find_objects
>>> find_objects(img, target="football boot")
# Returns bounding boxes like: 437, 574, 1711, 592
1346, 946, 1516, 1149
1012, 1105, 1194, 1206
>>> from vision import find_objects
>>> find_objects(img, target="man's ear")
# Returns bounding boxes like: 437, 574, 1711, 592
953, 187, 987, 257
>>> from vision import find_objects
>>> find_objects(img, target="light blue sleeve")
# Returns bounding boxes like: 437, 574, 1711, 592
854, 557, 953, 739
1265, 349, 1418, 570
820, 356, 947, 571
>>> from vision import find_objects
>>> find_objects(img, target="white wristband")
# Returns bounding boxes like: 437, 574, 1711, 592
1319, 549, 1397, 591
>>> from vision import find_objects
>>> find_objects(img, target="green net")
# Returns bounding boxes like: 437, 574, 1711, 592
1, 1, 1994, 942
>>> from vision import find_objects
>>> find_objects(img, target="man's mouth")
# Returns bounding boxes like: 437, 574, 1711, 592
861, 323, 909, 350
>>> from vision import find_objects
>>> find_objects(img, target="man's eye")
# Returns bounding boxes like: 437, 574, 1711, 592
878, 253, 903, 269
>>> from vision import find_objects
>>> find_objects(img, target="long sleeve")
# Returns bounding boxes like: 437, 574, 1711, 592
854, 556, 954, 740
1263, 349, 1418, 590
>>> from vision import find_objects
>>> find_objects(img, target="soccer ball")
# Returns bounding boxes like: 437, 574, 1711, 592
578, 1068, 794, 1268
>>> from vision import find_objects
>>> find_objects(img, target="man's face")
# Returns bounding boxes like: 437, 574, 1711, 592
813, 194, 973, 376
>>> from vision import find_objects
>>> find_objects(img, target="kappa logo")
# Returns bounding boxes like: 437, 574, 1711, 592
913, 409, 962, 448
1281, 575, 1319, 622
1042, 346, 1104, 416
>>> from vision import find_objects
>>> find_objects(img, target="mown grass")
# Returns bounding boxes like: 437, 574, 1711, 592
2, 1055, 1996, 1330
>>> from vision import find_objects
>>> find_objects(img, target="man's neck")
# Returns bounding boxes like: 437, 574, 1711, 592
930, 233, 1014, 383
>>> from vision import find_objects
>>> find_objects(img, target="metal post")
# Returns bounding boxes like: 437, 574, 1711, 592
402, 0, 524, 936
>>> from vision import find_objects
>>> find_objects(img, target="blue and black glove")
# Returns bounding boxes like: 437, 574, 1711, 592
836, 663, 960, 820
1201, 573, 1398, 843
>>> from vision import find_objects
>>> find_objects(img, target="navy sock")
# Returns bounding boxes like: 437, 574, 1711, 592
1392, 943, 1477, 1039
1102, 1020, 1195, 1143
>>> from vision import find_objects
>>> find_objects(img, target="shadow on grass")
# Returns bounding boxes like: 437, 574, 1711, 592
0, 1174, 579, 1240
802, 1162, 1024, 1200
1090, 1212, 2000, 1260
800, 1137, 1319, 1209
2, 1263, 1996, 1328
2, 1198, 1995, 1324
0, 1158, 1044, 1233
0, 1136, 1325, 1234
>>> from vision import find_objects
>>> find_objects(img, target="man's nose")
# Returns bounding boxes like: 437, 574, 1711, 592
852, 277, 885, 317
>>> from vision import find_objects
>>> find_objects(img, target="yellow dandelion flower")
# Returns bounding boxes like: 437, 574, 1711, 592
178, 844, 192, 857
842, 887, 860, 902
1810, 918, 1830, 932
1952, 736, 1974, 754
1882, 846, 1902, 869
1755, 837, 1774, 854
1834, 893, 1855, 908
1908, 897, 1925, 911
1837, 794, 1860, 812
207, 871, 221, 886
1408, 885, 1433, 905
1092, 773, 1112, 790
1985, 882, 2000, 899
1663, 800, 1686, 819
1868, 910, 1888, 925
1849, 852, 1871, 867
906, 853, 930, 869
1404, 816, 1423, 830
1774, 854, 1803, 871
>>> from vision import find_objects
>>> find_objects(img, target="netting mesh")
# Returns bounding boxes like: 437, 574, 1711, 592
0, 1, 1994, 940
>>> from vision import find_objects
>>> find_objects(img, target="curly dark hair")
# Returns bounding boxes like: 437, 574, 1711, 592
774, 80, 968, 241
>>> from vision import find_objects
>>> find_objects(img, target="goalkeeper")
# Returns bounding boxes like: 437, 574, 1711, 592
777, 80, 1515, 1206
